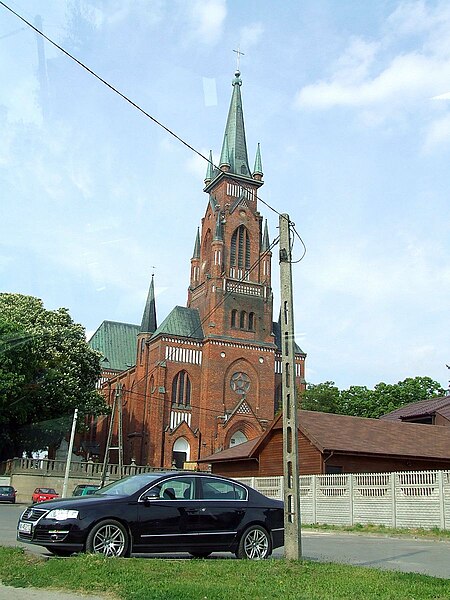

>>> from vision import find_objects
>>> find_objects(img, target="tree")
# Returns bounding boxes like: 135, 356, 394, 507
0, 293, 108, 461
300, 381, 341, 413
300, 376, 445, 419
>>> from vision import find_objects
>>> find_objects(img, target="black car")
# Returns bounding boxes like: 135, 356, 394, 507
0, 485, 16, 503
17, 472, 284, 559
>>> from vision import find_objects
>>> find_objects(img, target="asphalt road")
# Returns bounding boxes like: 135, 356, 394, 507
1, 503, 450, 580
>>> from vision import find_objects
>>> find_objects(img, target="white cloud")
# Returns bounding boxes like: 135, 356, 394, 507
423, 113, 450, 151
239, 23, 264, 51
188, 0, 226, 45
185, 148, 210, 180
294, 1, 450, 128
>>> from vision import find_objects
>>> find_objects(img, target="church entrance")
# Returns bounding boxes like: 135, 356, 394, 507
172, 437, 190, 469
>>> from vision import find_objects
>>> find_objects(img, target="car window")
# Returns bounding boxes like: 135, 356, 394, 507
0, 487, 12, 493
38, 488, 56, 494
151, 477, 197, 500
96, 474, 161, 496
200, 477, 247, 501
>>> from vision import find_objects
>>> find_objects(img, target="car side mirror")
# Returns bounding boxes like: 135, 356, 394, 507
142, 489, 160, 504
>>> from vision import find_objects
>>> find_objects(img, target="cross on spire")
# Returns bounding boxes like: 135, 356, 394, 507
233, 46, 245, 71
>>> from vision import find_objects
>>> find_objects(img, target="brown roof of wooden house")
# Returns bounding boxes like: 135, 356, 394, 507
200, 410, 450, 463
381, 395, 450, 421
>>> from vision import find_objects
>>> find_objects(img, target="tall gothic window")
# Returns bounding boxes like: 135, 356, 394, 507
231, 309, 237, 327
230, 225, 250, 269
248, 312, 255, 330
172, 370, 191, 407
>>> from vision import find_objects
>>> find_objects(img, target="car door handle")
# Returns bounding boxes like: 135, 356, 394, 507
185, 508, 206, 514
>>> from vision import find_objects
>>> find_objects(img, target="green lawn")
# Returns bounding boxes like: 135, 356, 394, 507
1, 547, 450, 600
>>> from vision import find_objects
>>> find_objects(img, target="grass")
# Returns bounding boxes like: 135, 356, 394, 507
1, 546, 450, 600
303, 522, 450, 540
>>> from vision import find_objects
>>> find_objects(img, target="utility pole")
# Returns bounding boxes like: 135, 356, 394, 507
100, 383, 123, 487
279, 213, 302, 559
62, 408, 78, 498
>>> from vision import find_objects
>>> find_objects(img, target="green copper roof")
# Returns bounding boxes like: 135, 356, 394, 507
88, 320, 139, 371
152, 306, 204, 340
205, 150, 214, 183
192, 228, 201, 259
140, 275, 157, 334
261, 219, 270, 252
253, 142, 263, 176
219, 70, 251, 177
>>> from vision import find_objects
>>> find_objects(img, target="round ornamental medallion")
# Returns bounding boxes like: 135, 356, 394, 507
230, 372, 250, 395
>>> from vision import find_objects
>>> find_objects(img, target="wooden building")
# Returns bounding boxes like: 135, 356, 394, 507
199, 410, 450, 476
381, 395, 450, 425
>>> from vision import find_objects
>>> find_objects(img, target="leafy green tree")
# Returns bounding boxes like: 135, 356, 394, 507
300, 376, 445, 419
300, 381, 341, 413
0, 293, 108, 461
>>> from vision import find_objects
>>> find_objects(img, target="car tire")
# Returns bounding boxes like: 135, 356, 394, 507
85, 519, 130, 558
189, 551, 211, 559
236, 525, 271, 560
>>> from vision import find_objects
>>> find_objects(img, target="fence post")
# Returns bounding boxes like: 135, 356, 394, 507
438, 470, 445, 530
391, 472, 396, 528
349, 474, 354, 526
312, 474, 317, 524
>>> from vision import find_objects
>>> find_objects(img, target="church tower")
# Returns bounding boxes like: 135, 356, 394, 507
90, 69, 306, 469
187, 70, 273, 345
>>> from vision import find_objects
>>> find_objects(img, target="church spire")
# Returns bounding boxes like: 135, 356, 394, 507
140, 274, 157, 334
253, 143, 263, 180
220, 70, 251, 177
192, 228, 201, 259
261, 219, 270, 252
204, 150, 214, 185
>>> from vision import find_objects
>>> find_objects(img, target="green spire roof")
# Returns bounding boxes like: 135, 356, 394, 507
219, 70, 251, 176
192, 228, 201, 259
205, 150, 214, 182
140, 274, 157, 334
253, 142, 263, 177
261, 219, 270, 252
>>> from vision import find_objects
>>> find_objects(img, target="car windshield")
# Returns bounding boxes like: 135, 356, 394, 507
0, 487, 12, 493
96, 474, 161, 496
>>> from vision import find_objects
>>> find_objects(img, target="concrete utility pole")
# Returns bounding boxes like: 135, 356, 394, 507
279, 213, 302, 559
62, 408, 78, 498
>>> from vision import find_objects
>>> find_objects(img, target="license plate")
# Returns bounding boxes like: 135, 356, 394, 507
18, 522, 32, 534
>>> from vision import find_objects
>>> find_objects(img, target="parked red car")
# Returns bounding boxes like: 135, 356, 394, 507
32, 487, 59, 504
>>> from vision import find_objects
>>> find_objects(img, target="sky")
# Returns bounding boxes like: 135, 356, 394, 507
1, 0, 449, 391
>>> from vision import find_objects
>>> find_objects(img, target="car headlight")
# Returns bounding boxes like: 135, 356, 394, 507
46, 509, 79, 520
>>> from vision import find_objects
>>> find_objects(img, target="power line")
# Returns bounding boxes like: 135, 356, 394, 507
0, 0, 285, 220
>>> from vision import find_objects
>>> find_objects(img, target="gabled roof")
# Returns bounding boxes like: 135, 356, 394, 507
152, 306, 204, 340
381, 395, 450, 421
201, 409, 450, 463
88, 320, 139, 371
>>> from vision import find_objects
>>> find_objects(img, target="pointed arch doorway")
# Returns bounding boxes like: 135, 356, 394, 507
172, 437, 190, 469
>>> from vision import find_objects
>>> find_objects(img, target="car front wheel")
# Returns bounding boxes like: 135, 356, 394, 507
85, 519, 130, 558
236, 525, 271, 560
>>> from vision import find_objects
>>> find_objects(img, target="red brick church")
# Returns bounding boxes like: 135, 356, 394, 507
87, 70, 306, 468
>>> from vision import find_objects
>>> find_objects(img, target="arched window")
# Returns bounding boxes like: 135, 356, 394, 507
230, 430, 248, 447
230, 225, 250, 269
231, 309, 237, 327
248, 312, 255, 330
240, 311, 247, 329
171, 371, 191, 407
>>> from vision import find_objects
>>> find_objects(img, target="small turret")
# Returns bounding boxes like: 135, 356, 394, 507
140, 274, 157, 334
253, 143, 263, 181
204, 150, 214, 185
219, 134, 230, 171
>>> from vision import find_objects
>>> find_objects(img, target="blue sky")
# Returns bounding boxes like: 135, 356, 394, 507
1, 0, 449, 390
